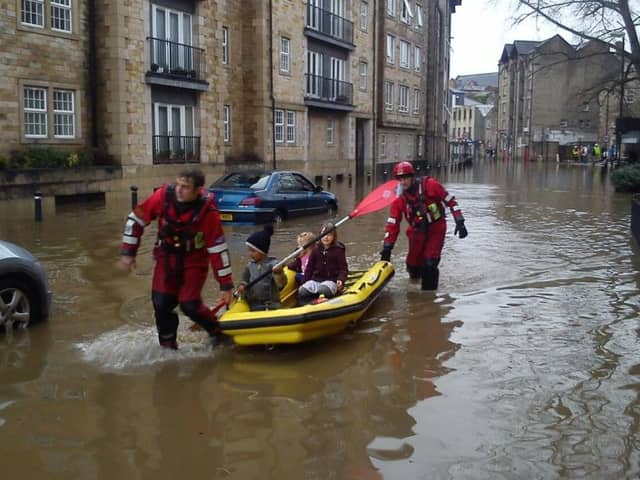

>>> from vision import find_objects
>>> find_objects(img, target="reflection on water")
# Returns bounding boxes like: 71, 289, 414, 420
1, 159, 640, 478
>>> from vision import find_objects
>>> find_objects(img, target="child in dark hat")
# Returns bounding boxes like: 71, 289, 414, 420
236, 224, 286, 310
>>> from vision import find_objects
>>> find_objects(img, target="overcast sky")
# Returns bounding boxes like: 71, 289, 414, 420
450, 0, 561, 78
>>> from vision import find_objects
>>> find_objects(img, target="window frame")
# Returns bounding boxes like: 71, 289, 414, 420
412, 88, 420, 114
286, 110, 296, 144
380, 134, 386, 157
360, 1, 368, 32
274, 109, 284, 143
359, 61, 368, 91
386, 34, 395, 64
327, 118, 335, 145
20, 0, 76, 35
280, 36, 290, 74
385, 81, 394, 111
400, 0, 413, 24
386, 0, 395, 17
399, 85, 409, 113
414, 45, 421, 72
50, 0, 72, 33
24, 86, 48, 138
223, 105, 231, 143
52, 88, 75, 138
222, 26, 229, 65
399, 40, 410, 69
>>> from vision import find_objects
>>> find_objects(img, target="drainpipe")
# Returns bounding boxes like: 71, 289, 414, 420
371, 0, 377, 182
88, 0, 98, 148
269, 0, 277, 169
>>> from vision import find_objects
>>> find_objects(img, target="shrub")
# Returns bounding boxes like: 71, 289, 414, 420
611, 164, 640, 193
7, 147, 98, 169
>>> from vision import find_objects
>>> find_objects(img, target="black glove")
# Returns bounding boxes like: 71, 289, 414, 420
454, 219, 468, 239
380, 244, 393, 262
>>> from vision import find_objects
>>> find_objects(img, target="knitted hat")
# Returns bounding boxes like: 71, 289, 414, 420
246, 224, 274, 255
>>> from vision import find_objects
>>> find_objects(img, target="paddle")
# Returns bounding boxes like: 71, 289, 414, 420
237, 179, 400, 294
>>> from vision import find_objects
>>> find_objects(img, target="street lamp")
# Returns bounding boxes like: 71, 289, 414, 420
613, 32, 626, 163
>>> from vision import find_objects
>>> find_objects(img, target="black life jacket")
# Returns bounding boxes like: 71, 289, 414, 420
156, 184, 210, 253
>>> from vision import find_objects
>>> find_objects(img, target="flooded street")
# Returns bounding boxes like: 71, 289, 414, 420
1, 159, 639, 479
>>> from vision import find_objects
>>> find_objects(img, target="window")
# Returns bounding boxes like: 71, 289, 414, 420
274, 109, 284, 143
327, 119, 334, 144
51, 0, 71, 32
360, 1, 368, 32
400, 40, 410, 68
280, 37, 290, 73
359, 62, 368, 91
223, 105, 230, 142
23, 85, 78, 139
401, 0, 413, 24
413, 89, 420, 114
386, 0, 395, 17
222, 26, 229, 64
386, 34, 395, 64
153, 102, 196, 161
560, 119, 568, 127
22, 0, 73, 33
417, 135, 423, 156
399, 85, 409, 113
22, 0, 44, 27
24, 87, 47, 137
414, 46, 421, 72
380, 134, 386, 156
385, 81, 394, 111
306, 51, 322, 97
152, 6, 193, 72
53, 89, 74, 137
286, 111, 296, 143
415, 3, 423, 28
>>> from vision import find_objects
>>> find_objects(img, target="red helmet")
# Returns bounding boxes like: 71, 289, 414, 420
393, 161, 415, 178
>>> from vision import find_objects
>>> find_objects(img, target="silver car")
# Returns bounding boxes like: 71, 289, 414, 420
0, 240, 51, 329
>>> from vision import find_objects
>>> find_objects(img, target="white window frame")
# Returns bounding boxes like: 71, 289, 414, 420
386, 0, 395, 17
50, 0, 71, 32
417, 135, 423, 156
222, 26, 229, 64
414, 46, 421, 72
280, 36, 290, 73
413, 88, 420, 114
415, 3, 423, 28
274, 109, 284, 143
400, 40, 410, 68
385, 81, 394, 111
53, 89, 75, 138
22, 0, 45, 27
327, 118, 335, 145
24, 86, 48, 138
223, 105, 230, 142
286, 110, 296, 144
399, 85, 409, 113
401, 0, 413, 24
153, 103, 195, 139
360, 1, 368, 32
359, 62, 368, 91
380, 134, 386, 157
386, 34, 395, 64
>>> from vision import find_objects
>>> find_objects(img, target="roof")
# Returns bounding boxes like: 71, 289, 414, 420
454, 72, 498, 90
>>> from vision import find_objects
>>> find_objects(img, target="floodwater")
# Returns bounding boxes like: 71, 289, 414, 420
1, 158, 639, 479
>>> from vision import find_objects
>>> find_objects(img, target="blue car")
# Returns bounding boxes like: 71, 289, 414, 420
209, 170, 338, 223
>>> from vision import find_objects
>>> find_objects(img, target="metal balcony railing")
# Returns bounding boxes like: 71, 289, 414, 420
305, 74, 353, 105
148, 37, 206, 82
305, 3, 353, 45
152, 135, 201, 164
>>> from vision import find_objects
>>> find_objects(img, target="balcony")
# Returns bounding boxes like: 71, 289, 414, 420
305, 3, 354, 50
152, 135, 201, 164
304, 74, 354, 111
146, 37, 208, 91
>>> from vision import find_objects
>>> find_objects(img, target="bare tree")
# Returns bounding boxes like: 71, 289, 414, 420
513, 0, 639, 76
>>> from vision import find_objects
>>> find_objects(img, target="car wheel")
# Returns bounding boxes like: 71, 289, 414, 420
274, 210, 286, 223
0, 278, 40, 329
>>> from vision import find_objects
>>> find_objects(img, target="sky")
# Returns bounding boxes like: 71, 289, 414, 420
450, 0, 562, 78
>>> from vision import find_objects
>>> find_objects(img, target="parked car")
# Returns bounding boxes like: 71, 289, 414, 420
209, 170, 338, 223
0, 240, 51, 329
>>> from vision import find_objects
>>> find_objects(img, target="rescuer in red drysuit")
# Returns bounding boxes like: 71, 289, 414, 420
120, 169, 233, 349
380, 161, 468, 290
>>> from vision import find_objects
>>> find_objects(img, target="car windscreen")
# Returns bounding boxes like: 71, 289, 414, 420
212, 172, 270, 189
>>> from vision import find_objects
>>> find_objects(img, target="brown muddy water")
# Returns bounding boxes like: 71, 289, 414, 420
0, 159, 639, 479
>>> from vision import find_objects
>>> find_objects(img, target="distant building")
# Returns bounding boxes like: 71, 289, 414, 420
497, 35, 620, 161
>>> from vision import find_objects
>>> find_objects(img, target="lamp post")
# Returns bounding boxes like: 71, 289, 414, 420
615, 34, 625, 164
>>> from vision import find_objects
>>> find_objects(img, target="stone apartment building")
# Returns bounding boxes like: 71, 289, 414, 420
1, 0, 456, 183
497, 35, 620, 161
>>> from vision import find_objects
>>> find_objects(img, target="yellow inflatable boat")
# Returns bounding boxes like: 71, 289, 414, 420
219, 260, 395, 346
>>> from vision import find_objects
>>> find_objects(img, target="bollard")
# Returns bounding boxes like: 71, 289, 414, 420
367, 171, 371, 185
34, 191, 42, 222
131, 185, 138, 209
383, 170, 388, 181
348, 173, 352, 188
327, 175, 332, 189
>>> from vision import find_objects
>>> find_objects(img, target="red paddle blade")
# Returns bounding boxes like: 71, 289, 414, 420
350, 180, 400, 218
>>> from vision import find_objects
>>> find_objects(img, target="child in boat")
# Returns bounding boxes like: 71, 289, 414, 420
297, 222, 348, 305
236, 224, 286, 310
287, 231, 315, 284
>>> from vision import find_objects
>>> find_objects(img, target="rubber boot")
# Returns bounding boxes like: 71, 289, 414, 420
421, 265, 439, 291
407, 263, 421, 281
